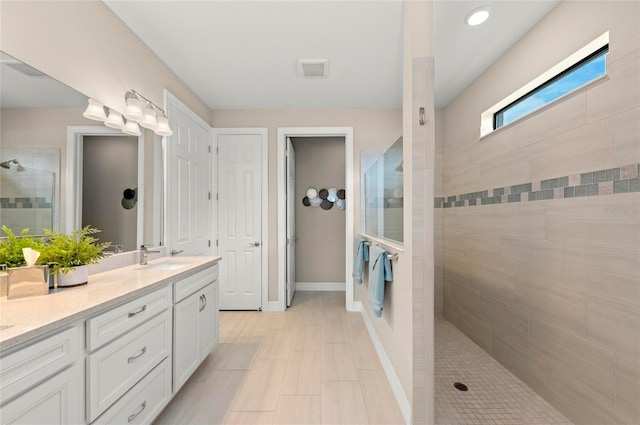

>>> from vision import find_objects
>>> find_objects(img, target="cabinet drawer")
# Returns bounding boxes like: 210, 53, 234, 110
92, 357, 171, 425
173, 264, 218, 303
0, 362, 83, 425
86, 285, 172, 352
0, 326, 79, 404
87, 310, 171, 422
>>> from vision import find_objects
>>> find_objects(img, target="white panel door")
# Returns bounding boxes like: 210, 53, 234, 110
167, 103, 211, 255
286, 138, 296, 307
217, 133, 263, 310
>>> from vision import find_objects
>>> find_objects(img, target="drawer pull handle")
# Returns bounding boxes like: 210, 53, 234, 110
127, 346, 147, 363
127, 400, 147, 422
128, 305, 147, 318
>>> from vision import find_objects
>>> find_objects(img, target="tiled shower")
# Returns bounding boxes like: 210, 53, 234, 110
0, 148, 60, 235
433, 2, 639, 425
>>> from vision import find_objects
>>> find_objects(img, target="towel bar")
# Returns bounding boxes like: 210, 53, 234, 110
363, 240, 399, 261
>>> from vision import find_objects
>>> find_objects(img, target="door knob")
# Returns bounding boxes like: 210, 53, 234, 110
249, 242, 261, 247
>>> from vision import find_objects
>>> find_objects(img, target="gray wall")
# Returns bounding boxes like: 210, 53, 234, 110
291, 137, 345, 283
82, 135, 138, 251
440, 2, 639, 425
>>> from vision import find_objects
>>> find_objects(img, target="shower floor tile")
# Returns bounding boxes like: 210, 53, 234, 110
435, 318, 573, 425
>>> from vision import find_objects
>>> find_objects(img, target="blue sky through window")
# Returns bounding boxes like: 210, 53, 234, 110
497, 48, 608, 128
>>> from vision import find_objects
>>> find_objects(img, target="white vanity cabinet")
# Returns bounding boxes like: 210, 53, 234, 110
0, 326, 84, 425
172, 264, 219, 393
86, 286, 172, 423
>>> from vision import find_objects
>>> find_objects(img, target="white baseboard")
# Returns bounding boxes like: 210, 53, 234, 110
360, 307, 412, 425
296, 282, 345, 291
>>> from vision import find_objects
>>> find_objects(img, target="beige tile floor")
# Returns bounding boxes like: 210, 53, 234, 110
154, 291, 405, 425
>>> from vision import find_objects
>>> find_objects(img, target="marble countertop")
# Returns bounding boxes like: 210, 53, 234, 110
0, 256, 221, 352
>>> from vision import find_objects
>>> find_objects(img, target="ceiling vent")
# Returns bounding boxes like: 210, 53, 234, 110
298, 59, 328, 79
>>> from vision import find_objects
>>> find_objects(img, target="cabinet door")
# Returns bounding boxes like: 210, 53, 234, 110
173, 292, 200, 393
198, 281, 218, 359
0, 365, 82, 425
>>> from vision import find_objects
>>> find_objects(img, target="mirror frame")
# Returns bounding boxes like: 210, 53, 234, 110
66, 126, 145, 249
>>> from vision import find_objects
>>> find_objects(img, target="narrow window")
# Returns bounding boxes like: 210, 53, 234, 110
494, 45, 608, 129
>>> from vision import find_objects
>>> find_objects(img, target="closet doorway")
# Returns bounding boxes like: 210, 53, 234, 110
277, 127, 356, 312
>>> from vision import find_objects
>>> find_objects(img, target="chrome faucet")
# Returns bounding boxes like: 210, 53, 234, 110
139, 244, 161, 265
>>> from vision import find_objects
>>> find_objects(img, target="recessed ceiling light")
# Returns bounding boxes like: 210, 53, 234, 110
465, 6, 491, 26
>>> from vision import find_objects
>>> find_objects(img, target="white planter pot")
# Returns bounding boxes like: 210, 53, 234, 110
57, 265, 88, 287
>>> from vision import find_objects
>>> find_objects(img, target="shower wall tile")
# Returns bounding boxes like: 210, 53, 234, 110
529, 317, 616, 400
564, 242, 640, 305
456, 310, 492, 353
614, 107, 640, 165
544, 363, 628, 425
546, 194, 640, 249
491, 333, 547, 395
514, 276, 587, 337
615, 356, 640, 424
587, 295, 640, 362
586, 49, 640, 122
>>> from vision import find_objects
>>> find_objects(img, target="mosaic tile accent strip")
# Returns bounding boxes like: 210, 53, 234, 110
0, 197, 52, 209
435, 318, 574, 425
436, 164, 640, 208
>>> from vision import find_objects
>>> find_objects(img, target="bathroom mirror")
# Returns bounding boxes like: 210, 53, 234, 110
0, 51, 160, 250
362, 136, 403, 243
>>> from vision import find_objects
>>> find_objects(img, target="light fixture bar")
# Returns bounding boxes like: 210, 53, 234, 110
126, 89, 165, 115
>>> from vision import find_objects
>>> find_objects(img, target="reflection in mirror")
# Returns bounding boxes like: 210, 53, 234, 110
0, 52, 154, 251
0, 148, 60, 236
362, 136, 403, 243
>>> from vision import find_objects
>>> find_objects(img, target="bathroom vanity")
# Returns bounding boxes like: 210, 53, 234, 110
0, 256, 221, 425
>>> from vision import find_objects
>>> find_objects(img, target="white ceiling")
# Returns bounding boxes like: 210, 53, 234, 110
1, 1, 561, 110
105, 0, 559, 110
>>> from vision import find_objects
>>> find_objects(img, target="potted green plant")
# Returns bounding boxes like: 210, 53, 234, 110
0, 226, 50, 298
40, 226, 110, 287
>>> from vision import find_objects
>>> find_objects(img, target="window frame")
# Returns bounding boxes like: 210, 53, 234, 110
480, 32, 610, 138
493, 45, 609, 130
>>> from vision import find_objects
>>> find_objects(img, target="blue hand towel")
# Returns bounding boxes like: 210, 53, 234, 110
352, 238, 369, 284
368, 245, 393, 318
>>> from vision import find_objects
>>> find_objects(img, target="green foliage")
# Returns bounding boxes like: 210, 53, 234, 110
0, 226, 47, 268
40, 226, 110, 275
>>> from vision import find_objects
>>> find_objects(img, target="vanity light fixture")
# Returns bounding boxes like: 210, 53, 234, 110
154, 114, 173, 136
104, 109, 125, 129
83, 98, 108, 121
122, 118, 142, 136
124, 94, 145, 121
140, 102, 158, 130
465, 6, 491, 26
125, 90, 173, 136
81, 91, 172, 137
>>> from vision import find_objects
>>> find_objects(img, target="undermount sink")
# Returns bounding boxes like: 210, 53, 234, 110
139, 262, 189, 271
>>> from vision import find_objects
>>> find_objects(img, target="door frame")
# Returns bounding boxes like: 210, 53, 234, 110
66, 126, 144, 247
277, 127, 357, 312
213, 128, 269, 311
